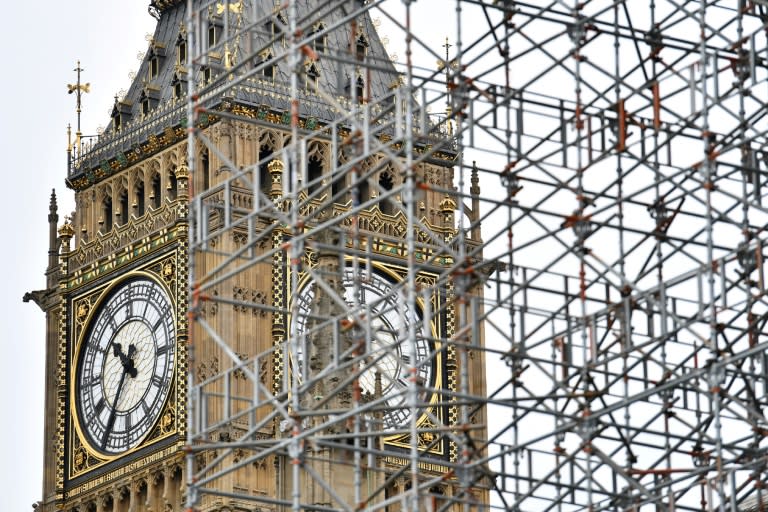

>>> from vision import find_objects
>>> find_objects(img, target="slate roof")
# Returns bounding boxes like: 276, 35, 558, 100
68, 0, 403, 189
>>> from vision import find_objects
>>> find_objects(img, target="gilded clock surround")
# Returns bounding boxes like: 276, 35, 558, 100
63, 243, 187, 487
282, 250, 456, 459
71, 272, 177, 459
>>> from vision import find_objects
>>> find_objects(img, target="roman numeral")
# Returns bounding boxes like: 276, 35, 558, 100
125, 413, 132, 433
153, 318, 164, 332
151, 375, 163, 388
95, 398, 105, 416
156, 344, 171, 355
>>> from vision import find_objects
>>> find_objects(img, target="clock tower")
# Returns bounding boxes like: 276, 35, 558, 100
28, 1, 489, 511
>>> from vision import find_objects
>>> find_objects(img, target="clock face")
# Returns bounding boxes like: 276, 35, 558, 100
295, 267, 433, 429
75, 278, 175, 455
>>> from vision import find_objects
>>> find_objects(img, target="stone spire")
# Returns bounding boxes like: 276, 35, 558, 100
46, 189, 60, 288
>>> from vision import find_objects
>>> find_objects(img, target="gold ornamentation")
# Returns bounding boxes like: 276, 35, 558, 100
76, 301, 90, 322
162, 260, 176, 279
59, 218, 76, 239
73, 447, 87, 471
174, 164, 189, 179
160, 410, 174, 433
216, 0, 243, 14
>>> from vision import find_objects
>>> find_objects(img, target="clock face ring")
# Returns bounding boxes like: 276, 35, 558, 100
294, 266, 434, 429
75, 277, 176, 456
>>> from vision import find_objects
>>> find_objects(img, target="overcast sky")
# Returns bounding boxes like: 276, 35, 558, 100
0, 3, 155, 508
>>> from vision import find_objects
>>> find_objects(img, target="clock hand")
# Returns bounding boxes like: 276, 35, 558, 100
101, 362, 129, 450
101, 344, 138, 450
125, 343, 138, 378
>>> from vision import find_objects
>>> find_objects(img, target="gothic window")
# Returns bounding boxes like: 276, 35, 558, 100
134, 178, 145, 217
307, 155, 323, 195
306, 62, 320, 89
379, 170, 394, 191
136, 481, 148, 512
177, 38, 187, 65
267, 13, 287, 46
208, 25, 218, 47
356, 175, 369, 206
118, 189, 129, 225
331, 168, 345, 202
139, 88, 159, 116
146, 43, 166, 82
110, 97, 130, 133
259, 51, 275, 79
312, 23, 327, 53
202, 66, 212, 83
356, 76, 365, 103
168, 170, 178, 200
259, 146, 273, 195
202, 151, 210, 191
149, 55, 160, 80
172, 74, 185, 99
355, 34, 368, 61
378, 170, 395, 214
101, 195, 113, 233
150, 173, 161, 208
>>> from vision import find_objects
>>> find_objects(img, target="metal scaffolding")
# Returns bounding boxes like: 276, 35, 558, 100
185, 1, 768, 511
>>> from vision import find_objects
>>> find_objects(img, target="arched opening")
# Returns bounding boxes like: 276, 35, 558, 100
385, 482, 403, 512
208, 24, 217, 48
356, 34, 368, 61
167, 171, 178, 200
307, 155, 323, 195
259, 146, 273, 195
306, 63, 320, 90
177, 37, 187, 65
135, 480, 148, 512
103, 495, 114, 512
355, 176, 369, 207
312, 23, 327, 54
118, 190, 129, 225
258, 51, 275, 79
356, 76, 365, 103
150, 173, 161, 209
331, 169, 345, 203
202, 151, 210, 191
102, 195, 113, 233
115, 486, 129, 512
170, 466, 183, 510
150, 472, 165, 511
378, 170, 395, 215
134, 179, 145, 217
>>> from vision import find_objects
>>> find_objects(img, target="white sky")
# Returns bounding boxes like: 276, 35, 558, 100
0, 3, 155, 508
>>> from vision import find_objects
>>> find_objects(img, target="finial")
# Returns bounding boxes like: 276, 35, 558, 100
67, 61, 91, 157
49, 189, 59, 225
471, 161, 480, 196
439, 37, 456, 135
58, 216, 75, 239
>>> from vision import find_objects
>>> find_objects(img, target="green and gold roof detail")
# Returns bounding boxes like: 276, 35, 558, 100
66, 0, 407, 192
